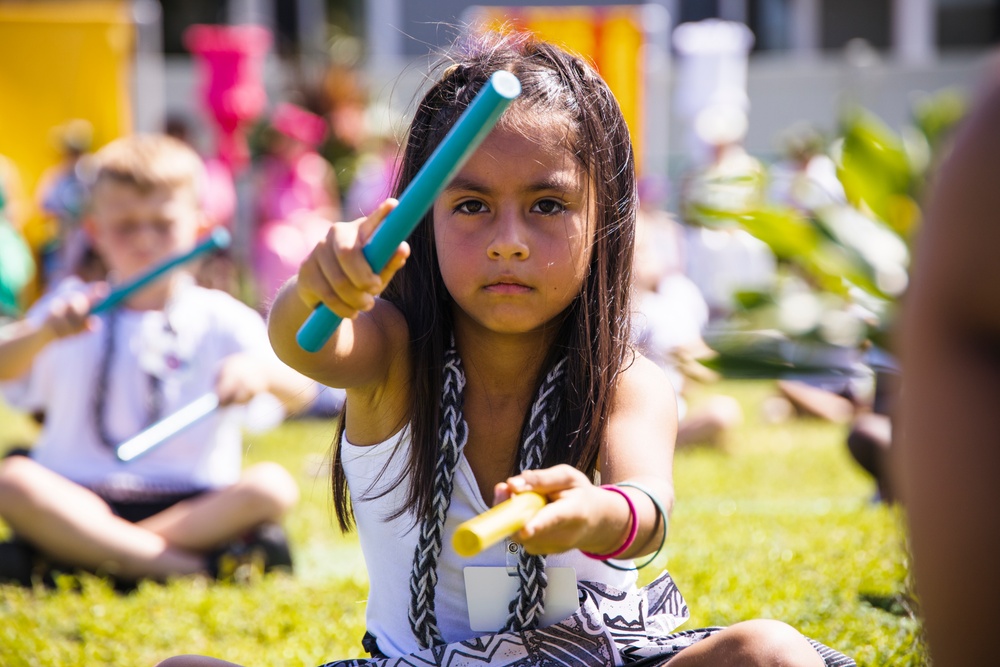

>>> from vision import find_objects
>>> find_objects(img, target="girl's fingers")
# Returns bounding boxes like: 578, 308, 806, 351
517, 495, 592, 554
377, 243, 410, 284
492, 482, 513, 505
334, 223, 382, 296
498, 469, 605, 554
299, 232, 372, 318
507, 464, 585, 496
318, 244, 378, 313
296, 252, 345, 310
341, 199, 402, 293
358, 198, 398, 238
295, 200, 405, 319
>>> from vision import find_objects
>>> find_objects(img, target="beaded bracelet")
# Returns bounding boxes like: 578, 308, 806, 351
600, 480, 669, 572
581, 484, 638, 560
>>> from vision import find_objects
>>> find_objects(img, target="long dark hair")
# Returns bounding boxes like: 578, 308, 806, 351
332, 29, 637, 531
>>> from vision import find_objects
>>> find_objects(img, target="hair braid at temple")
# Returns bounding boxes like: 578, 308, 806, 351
408, 341, 468, 649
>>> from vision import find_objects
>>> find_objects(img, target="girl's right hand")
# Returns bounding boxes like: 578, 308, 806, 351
295, 199, 410, 320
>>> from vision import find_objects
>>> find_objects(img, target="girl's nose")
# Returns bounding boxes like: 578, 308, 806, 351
486, 211, 529, 260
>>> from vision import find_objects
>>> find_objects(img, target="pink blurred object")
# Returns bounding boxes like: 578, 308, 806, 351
185, 24, 271, 171
202, 157, 237, 227
253, 151, 335, 303
272, 103, 328, 147
254, 212, 332, 305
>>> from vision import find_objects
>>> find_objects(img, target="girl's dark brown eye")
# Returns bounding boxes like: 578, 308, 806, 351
455, 200, 486, 214
532, 198, 565, 215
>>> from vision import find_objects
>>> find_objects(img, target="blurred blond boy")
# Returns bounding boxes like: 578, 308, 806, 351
0, 134, 315, 585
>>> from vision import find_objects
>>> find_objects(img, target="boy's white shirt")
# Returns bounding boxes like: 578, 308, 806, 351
0, 277, 285, 493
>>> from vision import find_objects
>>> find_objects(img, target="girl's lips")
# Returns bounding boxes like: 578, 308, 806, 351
484, 281, 532, 294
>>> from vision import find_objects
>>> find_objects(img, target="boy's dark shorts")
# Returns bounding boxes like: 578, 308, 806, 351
102, 491, 206, 524
2, 447, 206, 524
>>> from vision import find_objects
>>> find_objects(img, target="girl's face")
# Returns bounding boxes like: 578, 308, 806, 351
87, 181, 203, 281
433, 125, 594, 336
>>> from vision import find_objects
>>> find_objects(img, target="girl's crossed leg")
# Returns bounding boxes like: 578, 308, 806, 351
154, 621, 827, 667
664, 620, 825, 667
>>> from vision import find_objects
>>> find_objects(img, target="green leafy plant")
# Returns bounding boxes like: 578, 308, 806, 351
693, 93, 966, 378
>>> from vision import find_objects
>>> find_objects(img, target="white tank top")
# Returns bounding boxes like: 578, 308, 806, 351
341, 428, 638, 657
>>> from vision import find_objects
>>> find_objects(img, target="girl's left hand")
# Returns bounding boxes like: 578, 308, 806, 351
493, 464, 624, 556
215, 353, 269, 406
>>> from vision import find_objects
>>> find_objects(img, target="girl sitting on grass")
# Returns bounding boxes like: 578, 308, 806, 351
158, 29, 853, 667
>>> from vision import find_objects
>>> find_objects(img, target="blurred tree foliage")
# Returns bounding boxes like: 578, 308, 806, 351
691, 90, 967, 379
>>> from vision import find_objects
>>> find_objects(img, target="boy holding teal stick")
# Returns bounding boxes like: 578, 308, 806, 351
0, 135, 315, 586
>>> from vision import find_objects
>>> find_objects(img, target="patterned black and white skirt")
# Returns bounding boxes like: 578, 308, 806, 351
318, 571, 855, 667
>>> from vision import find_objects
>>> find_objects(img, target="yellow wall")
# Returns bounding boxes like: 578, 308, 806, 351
0, 0, 133, 249
478, 6, 646, 172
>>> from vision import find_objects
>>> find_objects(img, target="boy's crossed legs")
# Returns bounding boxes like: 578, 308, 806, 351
0, 455, 298, 581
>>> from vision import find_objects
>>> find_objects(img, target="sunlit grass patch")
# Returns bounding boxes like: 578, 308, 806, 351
0, 381, 925, 666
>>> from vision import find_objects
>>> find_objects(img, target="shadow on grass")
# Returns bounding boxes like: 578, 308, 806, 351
859, 590, 919, 619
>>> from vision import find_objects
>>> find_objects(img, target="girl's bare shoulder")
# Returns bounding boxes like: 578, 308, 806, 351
601, 350, 677, 483
341, 298, 414, 445
614, 351, 677, 411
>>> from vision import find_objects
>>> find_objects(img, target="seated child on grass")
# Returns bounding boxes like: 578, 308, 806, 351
0, 134, 316, 586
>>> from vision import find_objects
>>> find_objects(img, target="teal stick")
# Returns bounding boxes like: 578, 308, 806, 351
91, 227, 231, 314
296, 70, 522, 353
116, 392, 220, 462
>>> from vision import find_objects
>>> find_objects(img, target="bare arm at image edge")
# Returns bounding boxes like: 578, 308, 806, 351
897, 63, 1000, 667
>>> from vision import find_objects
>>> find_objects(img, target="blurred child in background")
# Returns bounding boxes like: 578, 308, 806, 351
253, 103, 340, 309
0, 134, 315, 586
35, 119, 102, 284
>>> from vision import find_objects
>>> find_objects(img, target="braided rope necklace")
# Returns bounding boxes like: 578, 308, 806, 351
407, 339, 568, 648
91, 306, 172, 452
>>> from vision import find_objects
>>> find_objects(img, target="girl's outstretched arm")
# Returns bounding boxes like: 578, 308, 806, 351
495, 354, 677, 558
267, 199, 410, 391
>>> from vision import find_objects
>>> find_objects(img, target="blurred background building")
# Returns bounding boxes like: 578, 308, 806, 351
0, 0, 1000, 194
163, 0, 996, 175
0, 0, 994, 221
0, 0, 982, 452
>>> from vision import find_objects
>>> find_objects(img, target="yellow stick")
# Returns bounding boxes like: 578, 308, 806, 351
452, 491, 547, 558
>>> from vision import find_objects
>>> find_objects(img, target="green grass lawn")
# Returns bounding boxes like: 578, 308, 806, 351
0, 381, 925, 666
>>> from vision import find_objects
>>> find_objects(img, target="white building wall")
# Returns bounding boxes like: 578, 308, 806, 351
892, 0, 937, 64
164, 47, 989, 174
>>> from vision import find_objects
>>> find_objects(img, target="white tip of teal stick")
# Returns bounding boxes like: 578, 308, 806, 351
490, 70, 522, 100
209, 226, 232, 250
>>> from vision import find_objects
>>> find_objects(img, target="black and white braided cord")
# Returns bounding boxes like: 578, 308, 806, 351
408, 342, 469, 649
502, 356, 568, 634
407, 343, 567, 648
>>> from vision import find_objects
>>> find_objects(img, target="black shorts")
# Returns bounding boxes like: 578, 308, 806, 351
102, 491, 206, 524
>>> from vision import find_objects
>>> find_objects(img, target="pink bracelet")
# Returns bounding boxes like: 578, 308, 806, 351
581, 485, 638, 560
